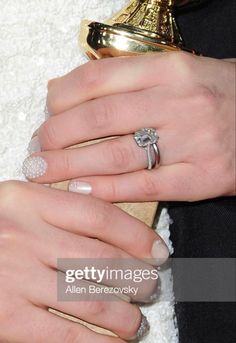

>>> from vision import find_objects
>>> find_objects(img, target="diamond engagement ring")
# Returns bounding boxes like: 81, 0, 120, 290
134, 128, 160, 170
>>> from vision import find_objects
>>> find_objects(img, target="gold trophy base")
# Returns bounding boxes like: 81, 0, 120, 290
80, 21, 185, 59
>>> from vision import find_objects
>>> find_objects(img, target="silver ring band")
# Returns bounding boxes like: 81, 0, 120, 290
152, 142, 161, 167
134, 128, 160, 170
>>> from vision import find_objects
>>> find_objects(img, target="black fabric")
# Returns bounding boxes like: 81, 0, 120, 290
176, 0, 236, 58
168, 1, 236, 343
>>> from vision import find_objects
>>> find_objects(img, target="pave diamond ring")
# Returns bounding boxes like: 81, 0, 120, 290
134, 128, 160, 170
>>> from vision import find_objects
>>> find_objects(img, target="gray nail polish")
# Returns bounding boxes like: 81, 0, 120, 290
130, 314, 150, 341
136, 315, 150, 340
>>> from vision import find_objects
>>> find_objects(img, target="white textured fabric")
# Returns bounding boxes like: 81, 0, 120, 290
0, 1, 178, 342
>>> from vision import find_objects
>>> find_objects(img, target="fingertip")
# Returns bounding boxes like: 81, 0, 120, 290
68, 180, 92, 195
47, 77, 61, 90
151, 239, 170, 266
22, 156, 48, 180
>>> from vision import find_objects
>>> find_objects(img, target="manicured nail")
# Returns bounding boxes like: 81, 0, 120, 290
151, 240, 169, 265
22, 156, 47, 179
31, 129, 38, 139
69, 181, 92, 195
131, 314, 150, 341
28, 136, 41, 155
149, 282, 161, 303
44, 104, 50, 119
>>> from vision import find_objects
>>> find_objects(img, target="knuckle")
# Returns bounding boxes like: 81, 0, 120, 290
171, 50, 193, 64
107, 140, 133, 170
85, 301, 106, 317
200, 125, 220, 149
40, 120, 58, 149
64, 326, 84, 343
78, 60, 103, 92
195, 85, 219, 114
133, 90, 150, 116
89, 99, 112, 130
47, 80, 63, 115
87, 199, 112, 229
141, 173, 158, 197
106, 179, 118, 201
0, 221, 17, 248
0, 181, 26, 214
61, 152, 73, 176
208, 126, 221, 145
95, 241, 121, 260
170, 51, 195, 78
175, 50, 193, 62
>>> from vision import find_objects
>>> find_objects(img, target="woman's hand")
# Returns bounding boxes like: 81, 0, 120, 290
24, 52, 235, 202
0, 181, 166, 342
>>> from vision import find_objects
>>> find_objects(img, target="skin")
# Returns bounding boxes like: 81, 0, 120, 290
3, 52, 234, 341
27, 52, 235, 201
0, 181, 162, 342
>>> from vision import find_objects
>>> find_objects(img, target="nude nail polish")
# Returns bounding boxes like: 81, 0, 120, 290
151, 239, 169, 265
149, 281, 162, 303
22, 156, 47, 179
69, 181, 92, 195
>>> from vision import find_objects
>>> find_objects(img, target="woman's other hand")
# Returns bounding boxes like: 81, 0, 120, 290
0, 181, 167, 342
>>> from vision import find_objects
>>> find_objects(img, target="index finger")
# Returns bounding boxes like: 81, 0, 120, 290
24, 182, 169, 266
47, 53, 170, 115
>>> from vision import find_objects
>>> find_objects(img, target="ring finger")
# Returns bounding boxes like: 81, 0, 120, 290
27, 265, 145, 341
23, 127, 189, 183
8, 302, 127, 343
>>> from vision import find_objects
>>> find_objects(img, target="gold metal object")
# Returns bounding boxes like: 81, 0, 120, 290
80, 0, 198, 59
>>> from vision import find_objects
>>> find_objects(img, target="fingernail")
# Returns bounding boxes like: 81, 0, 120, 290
131, 314, 150, 341
149, 282, 161, 303
151, 240, 169, 265
28, 136, 41, 155
22, 156, 47, 179
69, 181, 92, 195
31, 129, 38, 139
44, 104, 50, 119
